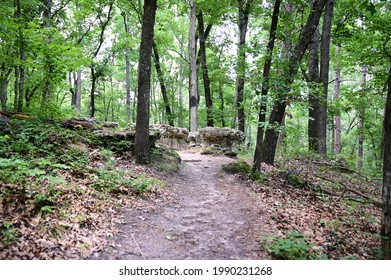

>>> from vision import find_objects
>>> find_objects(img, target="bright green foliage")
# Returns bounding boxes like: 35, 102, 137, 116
0, 0, 388, 178
131, 176, 164, 195
263, 231, 327, 260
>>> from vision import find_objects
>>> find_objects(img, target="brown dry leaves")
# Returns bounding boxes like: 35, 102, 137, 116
254, 158, 381, 259
0, 156, 168, 260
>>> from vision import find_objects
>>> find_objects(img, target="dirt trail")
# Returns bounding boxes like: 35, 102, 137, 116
96, 150, 269, 260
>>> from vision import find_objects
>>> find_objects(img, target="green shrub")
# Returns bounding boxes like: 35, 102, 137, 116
131, 176, 163, 195
263, 232, 327, 260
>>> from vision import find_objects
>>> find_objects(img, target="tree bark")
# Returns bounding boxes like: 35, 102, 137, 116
235, 0, 252, 133
358, 65, 367, 172
219, 81, 225, 127
318, 0, 334, 155
0, 66, 11, 111
69, 72, 76, 107
308, 26, 320, 151
123, 14, 131, 124
76, 69, 82, 115
189, 0, 198, 132
15, 0, 25, 112
253, 0, 281, 172
42, 0, 52, 104
382, 62, 391, 260
178, 50, 184, 128
197, 11, 214, 127
90, 66, 96, 118
152, 42, 174, 126
134, 0, 157, 163
334, 46, 342, 154
261, 0, 327, 165
13, 66, 19, 112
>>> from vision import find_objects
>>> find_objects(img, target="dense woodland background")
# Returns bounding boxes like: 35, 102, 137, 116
0, 0, 391, 259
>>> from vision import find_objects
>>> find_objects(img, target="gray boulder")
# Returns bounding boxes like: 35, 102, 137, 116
152, 124, 189, 150
199, 127, 245, 156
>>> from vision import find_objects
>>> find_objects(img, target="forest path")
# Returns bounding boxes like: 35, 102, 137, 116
96, 150, 269, 260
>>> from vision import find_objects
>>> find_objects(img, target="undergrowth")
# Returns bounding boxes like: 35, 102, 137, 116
262, 232, 327, 260
0, 119, 165, 259
255, 153, 382, 260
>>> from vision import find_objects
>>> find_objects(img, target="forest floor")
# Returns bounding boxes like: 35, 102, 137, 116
0, 119, 383, 259
92, 149, 271, 260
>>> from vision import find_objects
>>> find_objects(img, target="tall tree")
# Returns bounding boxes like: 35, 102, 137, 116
15, 0, 25, 112
308, 26, 320, 151
134, 0, 158, 163
197, 11, 214, 127
152, 42, 174, 126
253, 0, 281, 172
235, 0, 252, 133
123, 13, 132, 123
261, 0, 327, 165
0, 67, 11, 111
317, 0, 334, 154
89, 2, 114, 118
334, 45, 342, 154
42, 0, 52, 105
382, 62, 391, 260
308, 0, 334, 154
128, 1, 175, 126
189, 0, 197, 132
358, 64, 367, 172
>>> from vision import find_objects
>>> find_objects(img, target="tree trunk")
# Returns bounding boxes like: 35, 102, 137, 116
334, 46, 342, 154
308, 26, 320, 151
261, 0, 327, 165
134, 0, 157, 163
152, 77, 158, 124
152, 42, 174, 126
219, 81, 225, 127
123, 14, 131, 123
89, 67, 97, 118
42, 0, 52, 103
189, 0, 197, 132
76, 69, 82, 115
253, 0, 281, 172
125, 47, 131, 123
197, 11, 214, 127
358, 65, 367, 172
15, 0, 25, 112
69, 72, 77, 107
89, 3, 113, 118
318, 0, 334, 155
382, 62, 391, 260
235, 0, 252, 133
178, 54, 184, 127
0, 66, 11, 111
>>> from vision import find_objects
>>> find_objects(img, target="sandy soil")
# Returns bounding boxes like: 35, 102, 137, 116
94, 150, 270, 260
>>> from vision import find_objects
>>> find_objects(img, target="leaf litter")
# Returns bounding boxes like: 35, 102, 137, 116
0, 121, 383, 260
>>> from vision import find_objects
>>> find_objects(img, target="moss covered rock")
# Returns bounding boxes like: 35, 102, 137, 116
222, 160, 251, 175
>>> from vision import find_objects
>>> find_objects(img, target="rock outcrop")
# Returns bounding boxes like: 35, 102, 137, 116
199, 127, 245, 157
62, 120, 243, 157
151, 124, 189, 151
